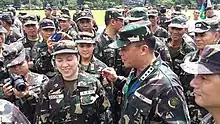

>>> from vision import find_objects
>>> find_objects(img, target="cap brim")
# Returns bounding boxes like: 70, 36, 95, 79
194, 28, 209, 33
41, 26, 56, 29
108, 39, 130, 49
0, 27, 6, 33
59, 18, 69, 21
76, 17, 93, 22
75, 40, 95, 44
180, 58, 220, 74
126, 17, 144, 22
148, 14, 157, 16
6, 50, 26, 67
52, 49, 78, 55
24, 21, 38, 26
168, 23, 184, 28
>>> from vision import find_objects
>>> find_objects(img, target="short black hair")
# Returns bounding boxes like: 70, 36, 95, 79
134, 35, 156, 52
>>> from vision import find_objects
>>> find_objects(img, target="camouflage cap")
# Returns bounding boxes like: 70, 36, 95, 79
168, 16, 187, 28
59, 14, 71, 21
126, 7, 148, 22
181, 44, 220, 74
0, 21, 6, 33
45, 7, 52, 11
148, 9, 158, 17
76, 11, 93, 22
105, 8, 124, 20
109, 21, 152, 49
52, 40, 77, 55
3, 42, 26, 67
22, 14, 38, 26
75, 32, 95, 44
0, 13, 12, 24
39, 19, 55, 29
194, 21, 211, 33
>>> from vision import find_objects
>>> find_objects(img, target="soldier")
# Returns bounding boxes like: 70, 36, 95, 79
103, 21, 190, 123
2, 42, 49, 123
0, 13, 22, 44
94, 8, 125, 123
158, 5, 170, 29
38, 40, 111, 124
181, 44, 220, 124
76, 10, 96, 34
166, 16, 196, 76
32, 19, 56, 78
58, 14, 78, 40
182, 20, 219, 123
148, 9, 169, 38
43, 7, 59, 30
0, 21, 6, 57
17, 15, 42, 65
125, 9, 172, 67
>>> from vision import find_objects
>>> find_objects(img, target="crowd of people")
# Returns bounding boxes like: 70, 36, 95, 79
0, 4, 220, 124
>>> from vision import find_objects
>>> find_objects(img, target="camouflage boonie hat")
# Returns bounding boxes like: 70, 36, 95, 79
109, 21, 152, 49
194, 21, 211, 33
105, 8, 124, 20
181, 44, 220, 74
0, 21, 6, 33
3, 42, 26, 67
0, 13, 12, 24
168, 16, 187, 28
39, 19, 55, 29
75, 32, 95, 44
52, 40, 77, 55
59, 14, 71, 21
148, 9, 158, 17
76, 11, 93, 22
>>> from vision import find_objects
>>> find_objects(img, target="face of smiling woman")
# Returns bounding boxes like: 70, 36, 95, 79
55, 53, 78, 80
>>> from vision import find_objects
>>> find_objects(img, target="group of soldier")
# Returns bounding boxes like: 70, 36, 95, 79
0, 4, 219, 124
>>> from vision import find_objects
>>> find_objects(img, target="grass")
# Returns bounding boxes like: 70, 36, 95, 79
17, 10, 195, 26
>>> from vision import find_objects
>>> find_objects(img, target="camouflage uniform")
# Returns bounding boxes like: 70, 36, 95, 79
108, 21, 190, 123
58, 14, 78, 40
31, 19, 56, 78
200, 114, 215, 124
37, 41, 111, 124
2, 42, 49, 124
148, 9, 169, 39
0, 13, 22, 44
166, 16, 197, 77
17, 15, 42, 62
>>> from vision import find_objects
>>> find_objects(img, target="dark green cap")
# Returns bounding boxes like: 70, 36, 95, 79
105, 8, 124, 20
109, 21, 152, 49
168, 16, 187, 28
195, 21, 211, 33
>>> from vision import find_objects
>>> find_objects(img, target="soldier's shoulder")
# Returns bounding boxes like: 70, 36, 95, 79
93, 57, 107, 67
201, 113, 215, 124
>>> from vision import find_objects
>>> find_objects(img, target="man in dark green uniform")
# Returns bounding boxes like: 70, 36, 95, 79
2, 42, 49, 123
148, 9, 169, 39
182, 19, 219, 124
0, 13, 22, 44
58, 14, 78, 40
103, 21, 190, 123
94, 8, 125, 123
